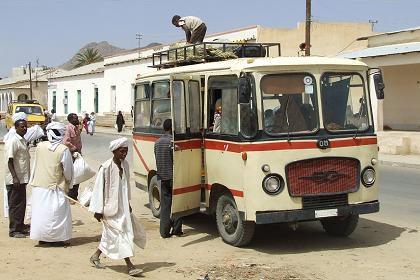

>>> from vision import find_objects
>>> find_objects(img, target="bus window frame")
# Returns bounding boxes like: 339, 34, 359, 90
239, 73, 258, 140
133, 82, 151, 133
206, 75, 240, 138
171, 79, 187, 137
150, 79, 171, 134
260, 72, 319, 137
320, 71, 373, 134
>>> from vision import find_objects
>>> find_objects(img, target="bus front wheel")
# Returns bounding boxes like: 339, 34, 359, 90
148, 175, 161, 218
215, 193, 255, 247
321, 214, 359, 237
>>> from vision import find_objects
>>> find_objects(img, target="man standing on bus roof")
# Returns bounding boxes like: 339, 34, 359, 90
154, 119, 183, 238
172, 15, 207, 44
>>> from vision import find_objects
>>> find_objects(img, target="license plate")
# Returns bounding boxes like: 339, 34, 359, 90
315, 209, 338, 218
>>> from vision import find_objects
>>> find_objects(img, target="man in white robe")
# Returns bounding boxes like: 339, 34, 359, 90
29, 122, 74, 246
89, 137, 142, 276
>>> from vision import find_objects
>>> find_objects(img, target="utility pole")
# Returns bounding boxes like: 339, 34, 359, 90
305, 0, 311, 56
28, 62, 33, 100
369, 19, 378, 31
136, 33, 143, 49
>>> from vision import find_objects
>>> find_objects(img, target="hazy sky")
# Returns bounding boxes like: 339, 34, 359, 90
1, 0, 419, 77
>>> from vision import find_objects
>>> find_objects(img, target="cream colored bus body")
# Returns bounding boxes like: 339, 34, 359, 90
133, 56, 379, 244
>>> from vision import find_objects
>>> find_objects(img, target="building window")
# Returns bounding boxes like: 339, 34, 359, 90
52, 91, 57, 112
64, 91, 68, 114
94, 88, 99, 113
77, 90, 81, 113
111, 85, 116, 112
18, 94, 28, 101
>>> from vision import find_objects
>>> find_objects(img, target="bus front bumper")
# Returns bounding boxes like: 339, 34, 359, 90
255, 201, 379, 225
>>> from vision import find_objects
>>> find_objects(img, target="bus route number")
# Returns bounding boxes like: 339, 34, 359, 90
317, 139, 330, 149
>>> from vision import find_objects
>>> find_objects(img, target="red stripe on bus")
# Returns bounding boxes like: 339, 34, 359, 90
177, 139, 202, 150
133, 142, 150, 172
204, 184, 244, 198
173, 184, 244, 197
133, 134, 159, 142
204, 137, 377, 152
173, 184, 201, 195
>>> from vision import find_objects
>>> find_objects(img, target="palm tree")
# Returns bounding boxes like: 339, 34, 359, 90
74, 48, 103, 68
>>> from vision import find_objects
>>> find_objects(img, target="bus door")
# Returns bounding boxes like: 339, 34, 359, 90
170, 75, 203, 218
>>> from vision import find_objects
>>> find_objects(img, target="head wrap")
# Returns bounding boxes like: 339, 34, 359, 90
109, 137, 129, 152
12, 112, 27, 123
46, 121, 66, 151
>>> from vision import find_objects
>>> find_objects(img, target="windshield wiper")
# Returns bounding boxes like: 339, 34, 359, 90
353, 96, 366, 139
284, 96, 291, 142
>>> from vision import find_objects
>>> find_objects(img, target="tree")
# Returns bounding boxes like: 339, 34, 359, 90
74, 48, 103, 68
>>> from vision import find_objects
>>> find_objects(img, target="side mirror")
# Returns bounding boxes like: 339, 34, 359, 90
373, 73, 385, 100
369, 69, 385, 100
238, 75, 251, 104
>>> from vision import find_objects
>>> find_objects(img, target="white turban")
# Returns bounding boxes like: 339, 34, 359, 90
46, 121, 66, 151
109, 137, 129, 152
12, 112, 27, 123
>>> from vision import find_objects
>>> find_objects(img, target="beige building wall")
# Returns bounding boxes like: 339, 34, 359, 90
382, 63, 420, 131
368, 29, 420, 47
257, 22, 373, 57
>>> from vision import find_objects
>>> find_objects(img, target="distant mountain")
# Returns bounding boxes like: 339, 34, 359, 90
59, 41, 126, 70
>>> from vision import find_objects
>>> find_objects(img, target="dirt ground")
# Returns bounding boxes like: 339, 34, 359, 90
1, 144, 419, 280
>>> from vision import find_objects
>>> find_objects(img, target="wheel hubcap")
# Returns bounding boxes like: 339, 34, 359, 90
152, 185, 160, 210
222, 204, 238, 234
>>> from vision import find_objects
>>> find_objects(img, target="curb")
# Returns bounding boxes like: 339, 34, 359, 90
379, 160, 420, 169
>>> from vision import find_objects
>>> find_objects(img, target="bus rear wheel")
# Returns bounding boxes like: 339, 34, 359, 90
148, 175, 161, 218
216, 193, 255, 247
320, 214, 359, 237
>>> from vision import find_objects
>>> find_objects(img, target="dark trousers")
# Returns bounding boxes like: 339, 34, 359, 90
68, 184, 79, 200
160, 180, 182, 238
190, 23, 207, 43
6, 184, 27, 236
117, 124, 123, 132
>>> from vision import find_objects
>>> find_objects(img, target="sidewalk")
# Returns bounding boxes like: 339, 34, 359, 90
93, 125, 132, 136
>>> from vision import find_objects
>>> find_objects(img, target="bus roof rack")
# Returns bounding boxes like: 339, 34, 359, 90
150, 42, 281, 69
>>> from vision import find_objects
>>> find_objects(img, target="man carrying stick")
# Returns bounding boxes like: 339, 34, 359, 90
89, 137, 143, 276
29, 122, 74, 246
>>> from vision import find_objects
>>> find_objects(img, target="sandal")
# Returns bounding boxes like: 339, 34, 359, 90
128, 266, 143, 276
90, 255, 106, 269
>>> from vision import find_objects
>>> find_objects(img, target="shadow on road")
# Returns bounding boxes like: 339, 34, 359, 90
70, 234, 102, 246
249, 218, 405, 254
107, 261, 176, 275
177, 214, 405, 253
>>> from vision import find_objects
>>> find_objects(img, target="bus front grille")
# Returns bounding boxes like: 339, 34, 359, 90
286, 157, 360, 197
302, 194, 348, 209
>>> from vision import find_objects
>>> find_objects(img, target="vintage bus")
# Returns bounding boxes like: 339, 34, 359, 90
132, 43, 384, 246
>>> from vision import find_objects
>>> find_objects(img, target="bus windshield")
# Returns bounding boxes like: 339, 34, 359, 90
321, 73, 369, 132
261, 73, 318, 135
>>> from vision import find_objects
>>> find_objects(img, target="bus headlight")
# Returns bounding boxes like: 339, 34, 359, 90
361, 167, 376, 187
262, 174, 284, 195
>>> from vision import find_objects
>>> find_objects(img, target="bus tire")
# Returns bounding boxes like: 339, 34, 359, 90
148, 175, 161, 218
321, 214, 359, 237
216, 193, 255, 247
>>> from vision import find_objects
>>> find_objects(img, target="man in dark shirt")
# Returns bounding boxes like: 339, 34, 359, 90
154, 119, 182, 238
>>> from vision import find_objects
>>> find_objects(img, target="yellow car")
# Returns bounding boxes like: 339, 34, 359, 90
5, 100, 46, 130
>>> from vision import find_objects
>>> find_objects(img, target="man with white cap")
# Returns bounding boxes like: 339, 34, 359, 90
29, 121, 74, 246
89, 137, 142, 276
4, 112, 30, 238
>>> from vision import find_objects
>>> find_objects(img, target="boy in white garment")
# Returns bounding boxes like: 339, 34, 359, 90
89, 137, 142, 276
